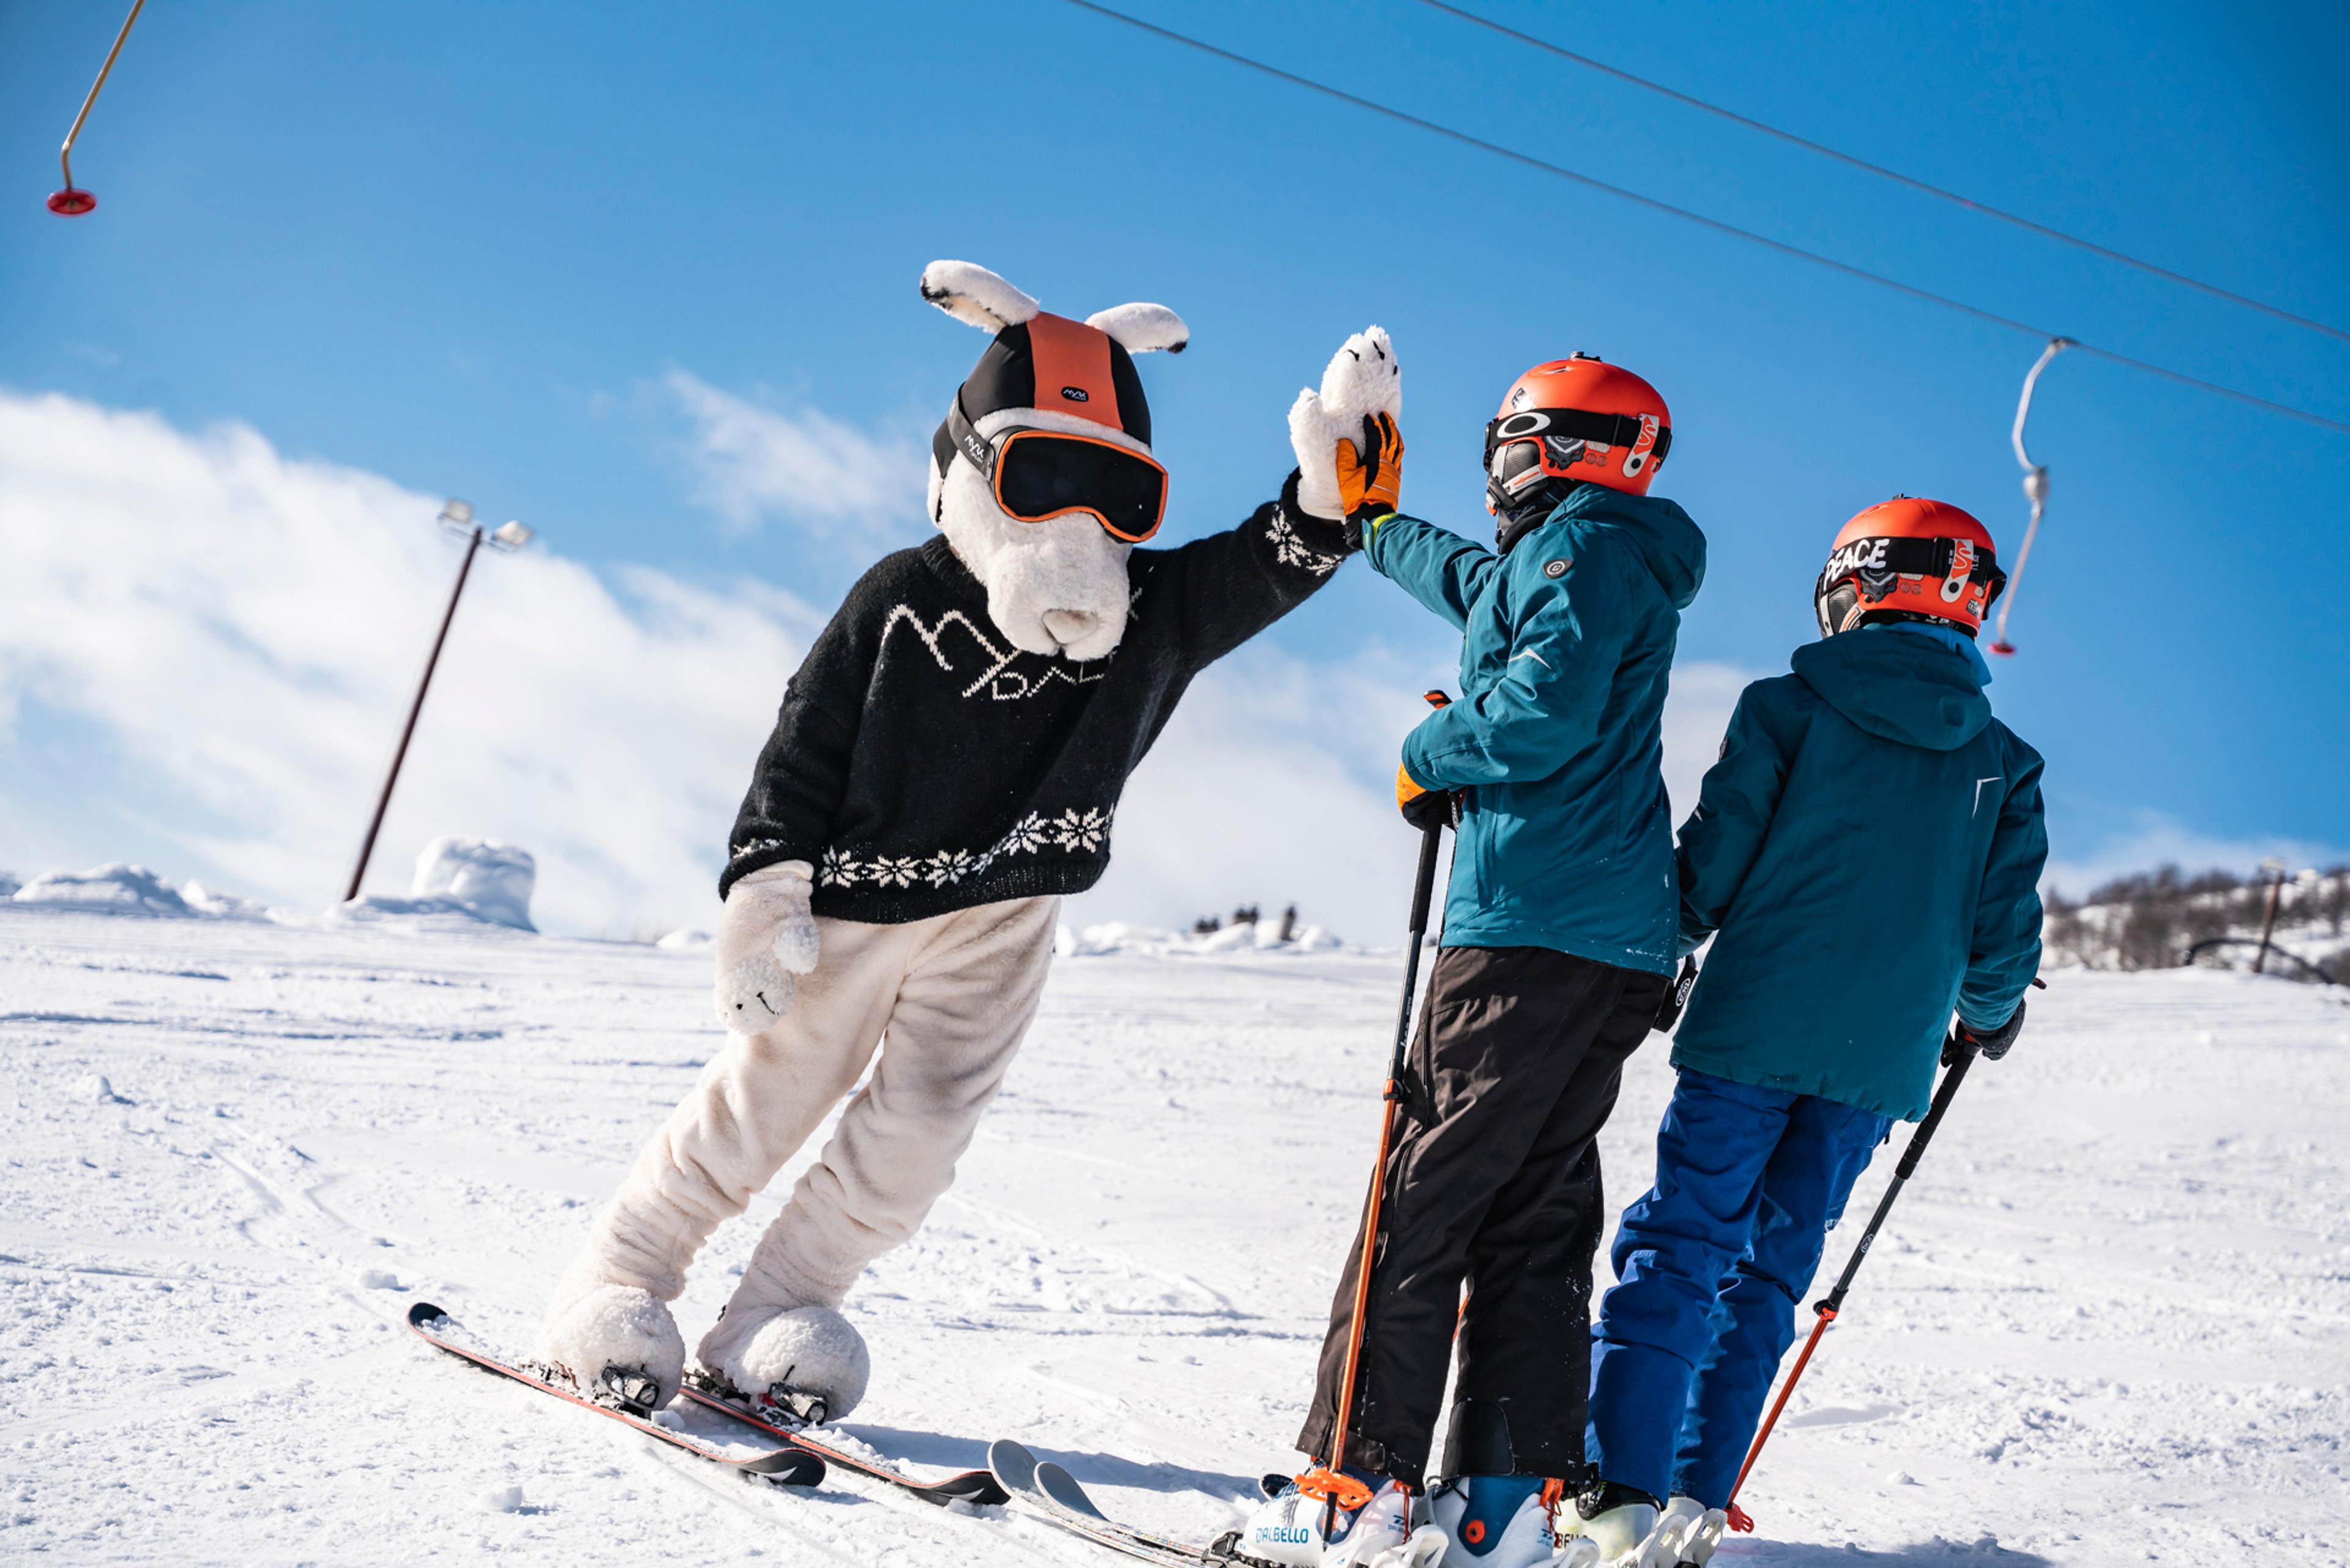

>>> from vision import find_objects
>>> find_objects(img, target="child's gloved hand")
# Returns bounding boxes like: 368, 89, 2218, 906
1395, 762, 1456, 833
1944, 998, 2026, 1065
1289, 326, 1402, 523
712, 861, 820, 1031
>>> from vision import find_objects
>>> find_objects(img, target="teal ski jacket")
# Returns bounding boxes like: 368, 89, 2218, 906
1364, 485, 1707, 974
1669, 627, 2048, 1120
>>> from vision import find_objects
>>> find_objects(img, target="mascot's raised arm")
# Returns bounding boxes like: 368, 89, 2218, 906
534, 262, 1404, 1425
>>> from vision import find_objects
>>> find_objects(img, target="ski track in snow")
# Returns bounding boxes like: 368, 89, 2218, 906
2, 907, 2346, 1565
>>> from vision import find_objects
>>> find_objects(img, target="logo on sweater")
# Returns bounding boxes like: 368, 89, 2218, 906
1543, 558, 1570, 578
1060, 386, 1091, 403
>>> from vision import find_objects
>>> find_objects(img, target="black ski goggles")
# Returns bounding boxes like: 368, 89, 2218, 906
940, 395, 1167, 543
1814, 534, 2006, 635
1482, 407, 1672, 475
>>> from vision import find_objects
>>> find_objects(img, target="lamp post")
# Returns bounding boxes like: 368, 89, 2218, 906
343, 500, 535, 903
2253, 856, 2288, 976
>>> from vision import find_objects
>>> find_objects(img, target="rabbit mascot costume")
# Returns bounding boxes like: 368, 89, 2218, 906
537, 261, 1405, 1426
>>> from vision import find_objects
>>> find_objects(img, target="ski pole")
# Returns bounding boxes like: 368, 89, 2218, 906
1301, 691, 1451, 1531
47, 0, 148, 216
1723, 1036, 1983, 1532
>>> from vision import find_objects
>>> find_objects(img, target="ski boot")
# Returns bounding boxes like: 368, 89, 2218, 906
1654, 1496, 1729, 1567
1556, 1479, 1672, 1568
1425, 1474, 1556, 1568
533, 1282, 685, 1414
1228, 1473, 1433, 1568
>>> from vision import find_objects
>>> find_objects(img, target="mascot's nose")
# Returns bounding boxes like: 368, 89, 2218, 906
1042, 610, 1100, 649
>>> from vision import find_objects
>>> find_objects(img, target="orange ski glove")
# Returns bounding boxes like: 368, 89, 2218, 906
1337, 411, 1405, 524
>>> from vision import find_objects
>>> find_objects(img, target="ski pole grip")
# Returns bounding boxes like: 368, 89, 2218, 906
1894, 1044, 1974, 1179
1401, 689, 1453, 934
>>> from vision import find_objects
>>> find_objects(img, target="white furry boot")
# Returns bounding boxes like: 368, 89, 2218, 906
695, 1301, 871, 1427
534, 1280, 686, 1413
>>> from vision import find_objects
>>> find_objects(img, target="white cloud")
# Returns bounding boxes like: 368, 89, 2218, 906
664, 370, 927, 538
0, 384, 1774, 944
0, 390, 816, 936
1660, 659, 1755, 822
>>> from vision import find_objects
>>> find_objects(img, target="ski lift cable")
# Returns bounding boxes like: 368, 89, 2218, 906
1411, 0, 2350, 348
47, 0, 148, 217
1988, 338, 2071, 656
1059, 0, 2350, 439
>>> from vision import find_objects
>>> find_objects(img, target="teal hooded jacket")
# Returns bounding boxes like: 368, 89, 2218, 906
1670, 627, 2048, 1120
1364, 485, 1707, 974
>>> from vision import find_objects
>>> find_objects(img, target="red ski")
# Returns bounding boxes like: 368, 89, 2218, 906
406, 1301, 825, 1487
679, 1381, 1007, 1507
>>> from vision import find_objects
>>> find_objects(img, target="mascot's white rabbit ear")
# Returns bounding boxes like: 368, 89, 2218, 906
919, 261, 1040, 332
1086, 302, 1190, 355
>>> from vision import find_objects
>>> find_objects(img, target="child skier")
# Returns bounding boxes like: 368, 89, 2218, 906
1573, 496, 2047, 1568
1240, 356, 1706, 1568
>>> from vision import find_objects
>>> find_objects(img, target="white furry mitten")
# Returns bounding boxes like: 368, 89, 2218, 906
1289, 326, 1402, 520
712, 860, 820, 1031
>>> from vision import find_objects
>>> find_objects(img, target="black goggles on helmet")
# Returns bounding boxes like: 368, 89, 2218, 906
942, 394, 1167, 543
1482, 408, 1673, 474
1813, 534, 2007, 633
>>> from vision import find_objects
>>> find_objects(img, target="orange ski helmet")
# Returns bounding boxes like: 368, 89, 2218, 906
1814, 496, 2007, 638
1484, 353, 1671, 512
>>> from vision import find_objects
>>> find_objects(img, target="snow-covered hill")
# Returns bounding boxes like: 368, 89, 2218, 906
4, 907, 2346, 1566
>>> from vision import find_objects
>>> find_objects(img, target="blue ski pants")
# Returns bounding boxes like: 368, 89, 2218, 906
1585, 1069, 1892, 1506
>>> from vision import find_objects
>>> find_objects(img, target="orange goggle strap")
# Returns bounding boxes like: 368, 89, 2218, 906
1023, 312, 1122, 430
1484, 407, 1671, 471
942, 393, 1167, 541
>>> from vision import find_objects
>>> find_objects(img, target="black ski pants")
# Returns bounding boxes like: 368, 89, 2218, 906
1295, 945, 1666, 1486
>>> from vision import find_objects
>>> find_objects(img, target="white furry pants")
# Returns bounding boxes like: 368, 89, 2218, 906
570, 895, 1059, 1325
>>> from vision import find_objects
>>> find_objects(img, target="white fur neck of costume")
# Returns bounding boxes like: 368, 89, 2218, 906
927, 405, 1140, 663
917, 259, 1188, 665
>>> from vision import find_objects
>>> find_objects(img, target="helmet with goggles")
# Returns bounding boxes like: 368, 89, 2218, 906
1485, 354, 1671, 515
1814, 496, 2006, 639
931, 311, 1169, 543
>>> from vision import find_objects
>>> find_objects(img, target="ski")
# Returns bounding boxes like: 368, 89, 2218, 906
988, 1438, 1234, 1567
405, 1301, 826, 1487
677, 1381, 1005, 1507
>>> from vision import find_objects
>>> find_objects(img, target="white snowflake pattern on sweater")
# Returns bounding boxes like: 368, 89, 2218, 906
1266, 509, 1346, 577
817, 807, 1117, 892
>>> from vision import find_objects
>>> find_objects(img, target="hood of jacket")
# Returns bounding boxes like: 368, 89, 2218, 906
1791, 627, 1992, 750
1527, 483, 1706, 610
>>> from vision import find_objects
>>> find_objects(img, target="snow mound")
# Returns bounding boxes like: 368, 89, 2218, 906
1056, 920, 1349, 957
0, 870, 19, 899
655, 928, 712, 950
9, 863, 280, 920
343, 839, 537, 931
13, 863, 195, 917
182, 880, 275, 919
412, 838, 536, 930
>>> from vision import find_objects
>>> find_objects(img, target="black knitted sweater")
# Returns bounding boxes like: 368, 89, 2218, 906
723, 478, 1352, 922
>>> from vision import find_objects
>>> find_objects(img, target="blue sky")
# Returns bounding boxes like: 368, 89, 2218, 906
2, 0, 2346, 930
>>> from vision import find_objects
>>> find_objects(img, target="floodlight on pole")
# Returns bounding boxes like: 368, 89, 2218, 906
343, 499, 537, 905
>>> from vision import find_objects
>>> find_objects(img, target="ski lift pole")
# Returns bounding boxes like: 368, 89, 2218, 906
47, 0, 148, 217
2254, 857, 2288, 976
343, 502, 535, 903
1990, 337, 2071, 655
1301, 690, 1452, 1536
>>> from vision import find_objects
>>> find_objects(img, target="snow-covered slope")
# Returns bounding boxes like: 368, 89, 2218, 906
3, 908, 2346, 1566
